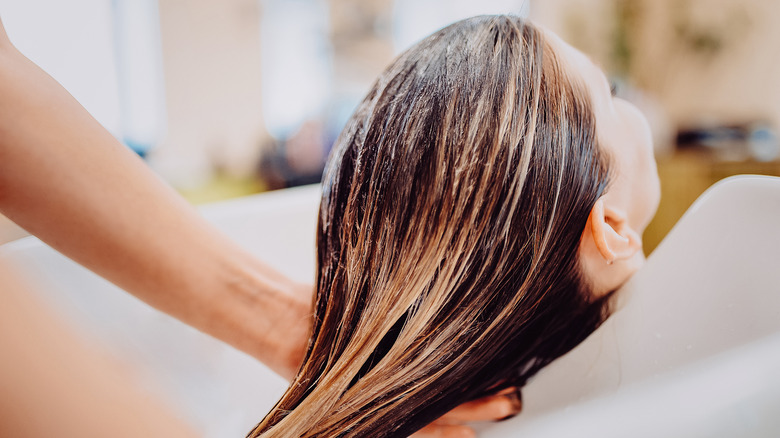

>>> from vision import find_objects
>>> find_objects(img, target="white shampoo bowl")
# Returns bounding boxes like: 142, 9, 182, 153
2, 176, 779, 437
483, 175, 780, 437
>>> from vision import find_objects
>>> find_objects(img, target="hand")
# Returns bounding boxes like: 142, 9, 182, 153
410, 388, 522, 438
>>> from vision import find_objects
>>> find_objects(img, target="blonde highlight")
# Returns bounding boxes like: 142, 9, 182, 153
250, 15, 612, 438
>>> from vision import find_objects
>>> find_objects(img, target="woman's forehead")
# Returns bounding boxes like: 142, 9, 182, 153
540, 27, 609, 94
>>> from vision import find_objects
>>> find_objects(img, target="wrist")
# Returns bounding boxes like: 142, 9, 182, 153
218, 256, 312, 379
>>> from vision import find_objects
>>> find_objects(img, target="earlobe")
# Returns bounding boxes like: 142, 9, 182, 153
588, 199, 642, 264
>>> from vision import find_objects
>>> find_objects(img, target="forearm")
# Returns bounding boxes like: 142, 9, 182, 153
0, 262, 199, 438
0, 27, 308, 378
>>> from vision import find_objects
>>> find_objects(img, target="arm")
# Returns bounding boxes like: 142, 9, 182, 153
0, 20, 309, 379
0, 262, 199, 438
0, 20, 518, 435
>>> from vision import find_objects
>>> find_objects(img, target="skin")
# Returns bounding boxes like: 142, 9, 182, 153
0, 20, 312, 380
0, 262, 198, 438
0, 17, 656, 437
0, 17, 514, 437
417, 26, 661, 438
541, 29, 661, 296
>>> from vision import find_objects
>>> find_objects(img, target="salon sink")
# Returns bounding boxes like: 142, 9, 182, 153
483, 175, 780, 437
2, 176, 779, 437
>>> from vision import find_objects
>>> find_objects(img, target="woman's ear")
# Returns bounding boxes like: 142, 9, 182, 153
586, 198, 642, 264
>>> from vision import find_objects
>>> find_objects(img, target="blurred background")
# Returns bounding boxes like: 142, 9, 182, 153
1, 2, 779, 435
1, 0, 779, 253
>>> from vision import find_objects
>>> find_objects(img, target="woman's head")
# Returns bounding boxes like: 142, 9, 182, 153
251, 15, 658, 438
539, 28, 660, 295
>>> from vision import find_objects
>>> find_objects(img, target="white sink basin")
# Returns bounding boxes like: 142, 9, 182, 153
2, 176, 779, 437
484, 175, 780, 437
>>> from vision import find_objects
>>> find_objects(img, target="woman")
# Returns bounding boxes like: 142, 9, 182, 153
0, 15, 513, 437
249, 15, 659, 437
0, 12, 658, 438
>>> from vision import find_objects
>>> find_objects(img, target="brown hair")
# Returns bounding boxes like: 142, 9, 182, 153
250, 15, 612, 438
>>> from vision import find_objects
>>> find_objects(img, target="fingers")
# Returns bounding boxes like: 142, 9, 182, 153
411, 388, 523, 438
436, 388, 523, 424
410, 424, 476, 438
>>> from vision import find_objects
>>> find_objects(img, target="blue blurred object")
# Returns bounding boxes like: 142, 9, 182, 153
676, 121, 779, 162
112, 0, 166, 157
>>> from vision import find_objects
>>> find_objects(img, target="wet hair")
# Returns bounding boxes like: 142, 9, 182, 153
250, 15, 612, 438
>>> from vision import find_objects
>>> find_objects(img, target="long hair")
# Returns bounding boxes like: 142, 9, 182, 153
250, 15, 612, 438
